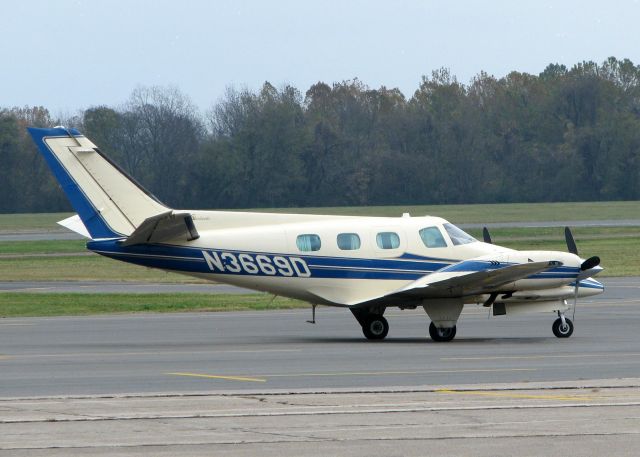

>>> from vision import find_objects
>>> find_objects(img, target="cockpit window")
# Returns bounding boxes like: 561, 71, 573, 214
443, 223, 477, 246
419, 226, 448, 248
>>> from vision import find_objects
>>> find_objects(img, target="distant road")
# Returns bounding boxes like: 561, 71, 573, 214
2, 219, 639, 241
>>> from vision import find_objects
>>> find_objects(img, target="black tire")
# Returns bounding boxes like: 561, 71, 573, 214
362, 315, 389, 340
552, 317, 574, 338
429, 322, 456, 342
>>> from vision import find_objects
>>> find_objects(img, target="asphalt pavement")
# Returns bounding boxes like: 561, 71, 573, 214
0, 277, 638, 397
1, 277, 639, 456
2, 379, 640, 456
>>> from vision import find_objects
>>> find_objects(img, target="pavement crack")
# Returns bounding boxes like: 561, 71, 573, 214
233, 427, 332, 442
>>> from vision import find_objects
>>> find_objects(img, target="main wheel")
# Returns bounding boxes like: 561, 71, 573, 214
429, 322, 456, 342
552, 317, 574, 338
362, 315, 389, 340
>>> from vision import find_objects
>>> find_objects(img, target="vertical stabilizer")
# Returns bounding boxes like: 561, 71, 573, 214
28, 127, 170, 239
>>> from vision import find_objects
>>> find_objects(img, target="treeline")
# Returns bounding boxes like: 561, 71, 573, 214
1, 57, 640, 213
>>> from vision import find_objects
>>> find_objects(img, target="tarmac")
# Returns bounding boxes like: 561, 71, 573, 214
1, 273, 639, 455
2, 379, 640, 456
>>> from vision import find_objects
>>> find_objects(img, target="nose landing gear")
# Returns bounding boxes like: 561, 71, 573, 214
552, 312, 574, 338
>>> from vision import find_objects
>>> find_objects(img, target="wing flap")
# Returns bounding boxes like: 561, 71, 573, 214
120, 211, 200, 246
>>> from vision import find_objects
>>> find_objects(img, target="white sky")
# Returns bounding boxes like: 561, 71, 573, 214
2, 0, 640, 115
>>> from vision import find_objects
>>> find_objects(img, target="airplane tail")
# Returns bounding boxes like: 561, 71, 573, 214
28, 127, 170, 239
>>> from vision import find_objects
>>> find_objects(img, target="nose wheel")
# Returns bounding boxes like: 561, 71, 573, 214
552, 315, 574, 338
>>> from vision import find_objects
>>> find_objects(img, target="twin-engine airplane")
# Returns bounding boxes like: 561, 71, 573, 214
29, 127, 604, 342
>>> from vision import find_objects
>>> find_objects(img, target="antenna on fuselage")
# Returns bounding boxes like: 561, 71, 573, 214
306, 304, 317, 324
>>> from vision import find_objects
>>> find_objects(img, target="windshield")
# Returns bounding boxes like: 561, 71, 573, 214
443, 223, 477, 246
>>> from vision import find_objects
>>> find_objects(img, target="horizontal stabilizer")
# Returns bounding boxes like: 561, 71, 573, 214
57, 214, 91, 239
120, 211, 200, 246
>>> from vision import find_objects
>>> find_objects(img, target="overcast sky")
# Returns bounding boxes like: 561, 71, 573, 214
2, 0, 640, 115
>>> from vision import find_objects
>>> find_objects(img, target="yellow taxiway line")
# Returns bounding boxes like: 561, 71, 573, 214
167, 372, 267, 382
167, 367, 535, 383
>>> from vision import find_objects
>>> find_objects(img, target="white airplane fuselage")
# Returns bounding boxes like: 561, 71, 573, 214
87, 211, 603, 307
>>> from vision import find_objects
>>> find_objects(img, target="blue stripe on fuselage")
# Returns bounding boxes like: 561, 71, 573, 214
87, 240, 582, 282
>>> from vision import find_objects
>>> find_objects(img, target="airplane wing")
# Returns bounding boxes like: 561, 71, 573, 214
348, 259, 562, 307
120, 211, 200, 246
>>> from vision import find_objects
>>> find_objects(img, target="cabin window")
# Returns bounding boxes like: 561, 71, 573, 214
296, 234, 321, 252
419, 226, 448, 248
443, 223, 477, 246
337, 233, 361, 250
376, 232, 400, 249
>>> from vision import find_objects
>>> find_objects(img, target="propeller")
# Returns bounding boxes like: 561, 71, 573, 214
581, 255, 600, 271
482, 227, 492, 244
564, 227, 601, 322
564, 226, 578, 255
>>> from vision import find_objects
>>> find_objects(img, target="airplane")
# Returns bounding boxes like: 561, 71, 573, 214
28, 126, 604, 342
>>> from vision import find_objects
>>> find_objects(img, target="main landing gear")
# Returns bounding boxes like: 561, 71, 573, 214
429, 322, 457, 342
351, 308, 460, 342
351, 308, 389, 340
552, 312, 574, 338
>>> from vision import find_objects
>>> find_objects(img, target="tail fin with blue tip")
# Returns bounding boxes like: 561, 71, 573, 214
28, 127, 169, 239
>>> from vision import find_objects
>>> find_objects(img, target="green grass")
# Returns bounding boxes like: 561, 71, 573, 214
245, 201, 640, 223
0, 240, 86, 254
0, 255, 205, 283
2, 201, 640, 231
0, 293, 307, 317
0, 213, 74, 231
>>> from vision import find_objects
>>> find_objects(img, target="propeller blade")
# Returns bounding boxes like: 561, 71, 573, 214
482, 227, 492, 244
565, 227, 578, 255
581, 256, 601, 271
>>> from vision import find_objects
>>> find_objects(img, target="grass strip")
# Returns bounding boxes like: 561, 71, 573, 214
0, 240, 86, 255
0, 293, 307, 317
246, 201, 640, 222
